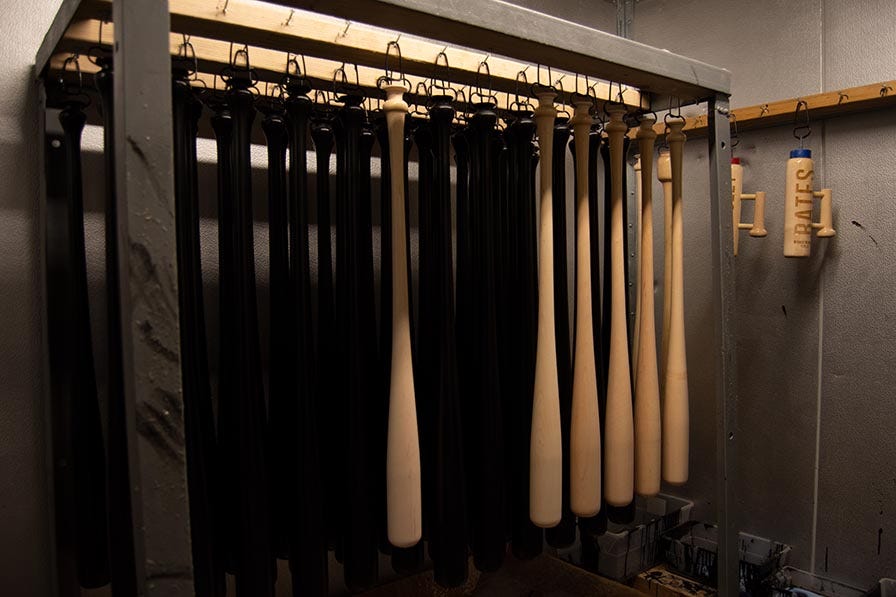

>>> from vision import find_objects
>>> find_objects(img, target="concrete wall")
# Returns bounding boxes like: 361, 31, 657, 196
0, 1, 64, 595
633, 0, 896, 587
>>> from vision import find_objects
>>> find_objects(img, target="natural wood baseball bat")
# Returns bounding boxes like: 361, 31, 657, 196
375, 113, 416, 562
783, 148, 835, 257
603, 104, 634, 507
58, 95, 111, 590
576, 123, 607, 536
530, 87, 563, 528
379, 115, 425, 574
634, 115, 661, 497
658, 148, 672, 385
546, 115, 576, 548
384, 83, 422, 549
731, 157, 768, 256
569, 98, 601, 517
663, 118, 689, 485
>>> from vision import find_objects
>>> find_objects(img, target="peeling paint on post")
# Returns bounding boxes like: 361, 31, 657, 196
112, 0, 193, 595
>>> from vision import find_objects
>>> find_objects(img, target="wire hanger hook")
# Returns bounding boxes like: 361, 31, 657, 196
793, 99, 811, 147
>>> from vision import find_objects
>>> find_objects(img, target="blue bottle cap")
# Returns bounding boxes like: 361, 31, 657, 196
790, 148, 812, 158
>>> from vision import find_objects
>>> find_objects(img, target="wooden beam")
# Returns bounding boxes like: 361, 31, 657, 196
659, 80, 896, 138
57, 20, 645, 124
47, 52, 584, 135
74, 0, 645, 109
35, 0, 89, 76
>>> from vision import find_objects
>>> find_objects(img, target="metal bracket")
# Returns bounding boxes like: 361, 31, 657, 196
615, 0, 636, 39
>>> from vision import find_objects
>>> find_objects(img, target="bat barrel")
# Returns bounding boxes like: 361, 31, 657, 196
530, 89, 563, 528
662, 119, 689, 486
603, 104, 634, 507
634, 114, 661, 498
569, 99, 601, 517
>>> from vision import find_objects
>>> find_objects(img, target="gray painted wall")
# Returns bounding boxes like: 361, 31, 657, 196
633, 0, 896, 588
2, 0, 894, 593
0, 1, 64, 595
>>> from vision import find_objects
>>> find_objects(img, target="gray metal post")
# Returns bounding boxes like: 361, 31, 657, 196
111, 0, 193, 595
37, 78, 64, 597
708, 93, 737, 595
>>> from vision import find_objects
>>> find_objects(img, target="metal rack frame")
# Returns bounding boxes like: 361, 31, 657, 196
34, 1, 737, 594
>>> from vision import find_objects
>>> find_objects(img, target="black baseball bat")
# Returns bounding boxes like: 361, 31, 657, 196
58, 91, 110, 590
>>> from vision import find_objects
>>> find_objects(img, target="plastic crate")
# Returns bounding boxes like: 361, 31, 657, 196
566, 493, 693, 581
869, 579, 896, 597
660, 521, 791, 595
767, 566, 867, 597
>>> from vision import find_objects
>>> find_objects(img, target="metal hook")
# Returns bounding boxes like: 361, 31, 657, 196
220, 0, 229, 14
430, 49, 455, 98
607, 81, 628, 105
793, 99, 811, 147
881, 84, 893, 97
837, 91, 849, 105
666, 95, 682, 118
285, 52, 308, 80
384, 39, 404, 82
175, 33, 198, 77
535, 63, 553, 90
337, 20, 351, 40
474, 59, 493, 101
513, 68, 532, 109
730, 112, 740, 152
284, 9, 294, 26
231, 44, 250, 70
60, 53, 83, 94
573, 72, 591, 97
553, 74, 566, 94
332, 63, 348, 89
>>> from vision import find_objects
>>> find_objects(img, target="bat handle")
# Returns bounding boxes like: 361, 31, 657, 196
750, 191, 768, 237
731, 160, 743, 256
813, 189, 836, 237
